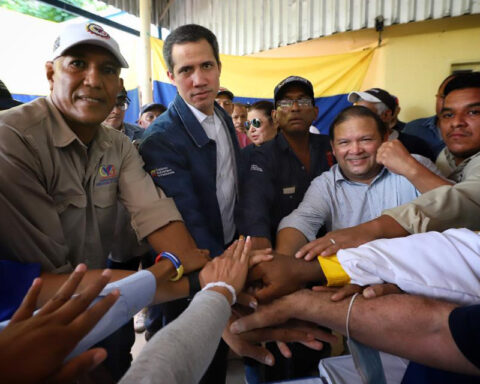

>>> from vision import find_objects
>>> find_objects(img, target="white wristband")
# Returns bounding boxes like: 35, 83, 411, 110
202, 281, 237, 306
346, 292, 360, 340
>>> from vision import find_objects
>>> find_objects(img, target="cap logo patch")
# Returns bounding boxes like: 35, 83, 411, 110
86, 23, 110, 39
53, 36, 60, 52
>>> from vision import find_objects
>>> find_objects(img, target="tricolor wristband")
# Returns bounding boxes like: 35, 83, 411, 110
155, 251, 184, 281
202, 281, 237, 306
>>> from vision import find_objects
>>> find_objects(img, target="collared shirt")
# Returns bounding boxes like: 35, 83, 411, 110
0, 96, 181, 272
236, 132, 334, 242
278, 154, 438, 240
384, 151, 480, 233
187, 104, 236, 244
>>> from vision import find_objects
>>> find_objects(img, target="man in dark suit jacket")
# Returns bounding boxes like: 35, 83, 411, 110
140, 24, 240, 384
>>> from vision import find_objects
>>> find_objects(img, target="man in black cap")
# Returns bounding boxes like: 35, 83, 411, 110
0, 80, 22, 111
237, 76, 333, 250
137, 102, 167, 129
348, 88, 434, 160
236, 77, 334, 380
215, 87, 235, 115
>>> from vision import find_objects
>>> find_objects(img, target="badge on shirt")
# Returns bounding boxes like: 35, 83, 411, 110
250, 164, 263, 172
283, 186, 296, 195
96, 164, 118, 186
150, 167, 175, 178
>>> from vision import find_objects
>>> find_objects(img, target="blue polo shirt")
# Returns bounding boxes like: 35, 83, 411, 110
236, 132, 333, 243
0, 260, 40, 321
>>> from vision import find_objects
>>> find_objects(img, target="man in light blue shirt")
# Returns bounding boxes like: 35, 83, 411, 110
273, 105, 450, 259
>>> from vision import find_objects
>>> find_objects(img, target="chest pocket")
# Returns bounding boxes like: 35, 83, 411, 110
93, 186, 117, 208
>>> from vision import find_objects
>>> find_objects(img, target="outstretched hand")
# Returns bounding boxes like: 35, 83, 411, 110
0, 264, 119, 384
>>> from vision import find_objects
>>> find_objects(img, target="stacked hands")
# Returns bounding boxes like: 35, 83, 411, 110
203, 236, 403, 366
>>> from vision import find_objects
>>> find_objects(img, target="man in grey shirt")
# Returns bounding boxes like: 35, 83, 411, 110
276, 105, 447, 256
248, 106, 450, 303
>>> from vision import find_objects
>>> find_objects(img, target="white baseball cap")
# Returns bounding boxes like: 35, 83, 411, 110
52, 22, 129, 68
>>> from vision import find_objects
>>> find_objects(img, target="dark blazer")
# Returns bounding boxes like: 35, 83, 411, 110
140, 94, 241, 257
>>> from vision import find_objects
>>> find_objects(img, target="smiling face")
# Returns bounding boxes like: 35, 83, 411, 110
167, 39, 221, 115
46, 44, 122, 130
273, 85, 318, 136
439, 87, 480, 164
332, 115, 387, 184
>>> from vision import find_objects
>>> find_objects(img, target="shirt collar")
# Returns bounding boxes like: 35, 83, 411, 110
46, 95, 108, 150
186, 102, 212, 125
334, 163, 388, 185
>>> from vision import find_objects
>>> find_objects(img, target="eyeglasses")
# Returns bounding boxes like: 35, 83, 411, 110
115, 101, 129, 111
244, 118, 262, 130
277, 98, 314, 109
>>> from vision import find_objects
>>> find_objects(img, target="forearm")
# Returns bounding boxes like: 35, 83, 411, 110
359, 215, 409, 240
291, 291, 477, 374
275, 228, 308, 257
250, 237, 272, 251
402, 158, 453, 193
147, 221, 198, 258
120, 290, 231, 384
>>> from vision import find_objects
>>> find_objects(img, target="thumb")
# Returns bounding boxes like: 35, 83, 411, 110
47, 348, 106, 384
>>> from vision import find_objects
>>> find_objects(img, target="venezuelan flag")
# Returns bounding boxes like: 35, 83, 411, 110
149, 37, 374, 134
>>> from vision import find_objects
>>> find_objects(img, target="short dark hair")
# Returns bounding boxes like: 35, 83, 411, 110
163, 24, 220, 73
233, 102, 247, 109
249, 100, 274, 122
444, 72, 480, 97
329, 106, 387, 141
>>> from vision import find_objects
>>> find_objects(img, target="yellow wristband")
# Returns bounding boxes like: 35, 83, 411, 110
317, 254, 350, 287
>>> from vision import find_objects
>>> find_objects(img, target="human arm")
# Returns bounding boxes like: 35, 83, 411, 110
248, 251, 326, 302
236, 146, 277, 249
140, 130, 226, 257
0, 264, 119, 384
275, 227, 309, 256
230, 289, 480, 375
120, 237, 250, 383
376, 140, 452, 192
295, 215, 408, 259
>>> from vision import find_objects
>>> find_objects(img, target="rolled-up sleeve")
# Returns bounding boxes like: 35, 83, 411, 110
278, 176, 331, 241
383, 156, 480, 234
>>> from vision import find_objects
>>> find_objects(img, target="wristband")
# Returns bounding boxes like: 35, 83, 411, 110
202, 281, 237, 305
155, 251, 184, 281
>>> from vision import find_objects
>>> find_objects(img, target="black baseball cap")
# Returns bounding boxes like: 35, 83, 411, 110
348, 88, 397, 112
274, 76, 314, 105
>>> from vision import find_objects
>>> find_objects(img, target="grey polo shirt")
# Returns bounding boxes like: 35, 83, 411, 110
0, 96, 182, 272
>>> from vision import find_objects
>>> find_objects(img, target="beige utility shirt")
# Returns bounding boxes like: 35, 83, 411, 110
383, 151, 480, 233
0, 96, 182, 272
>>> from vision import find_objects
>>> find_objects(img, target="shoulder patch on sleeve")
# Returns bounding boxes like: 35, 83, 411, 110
250, 164, 263, 172
150, 167, 175, 177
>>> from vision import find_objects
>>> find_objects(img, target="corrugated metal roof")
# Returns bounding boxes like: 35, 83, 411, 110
104, 0, 480, 55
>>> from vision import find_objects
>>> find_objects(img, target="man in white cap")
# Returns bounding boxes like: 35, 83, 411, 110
348, 88, 434, 160
0, 22, 209, 380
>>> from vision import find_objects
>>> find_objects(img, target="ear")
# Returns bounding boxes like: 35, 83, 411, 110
218, 61, 222, 75
167, 70, 175, 85
45, 61, 55, 92
271, 108, 277, 123
331, 140, 337, 157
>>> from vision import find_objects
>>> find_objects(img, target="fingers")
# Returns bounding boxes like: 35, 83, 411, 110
363, 283, 403, 299
330, 284, 363, 302
298, 339, 324, 351
230, 305, 284, 334
296, 240, 338, 260
223, 327, 275, 366
56, 269, 113, 324
72, 289, 120, 336
236, 292, 258, 310
10, 277, 43, 323
276, 341, 292, 359
240, 236, 251, 264
38, 264, 87, 315
249, 253, 273, 268
46, 348, 107, 384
